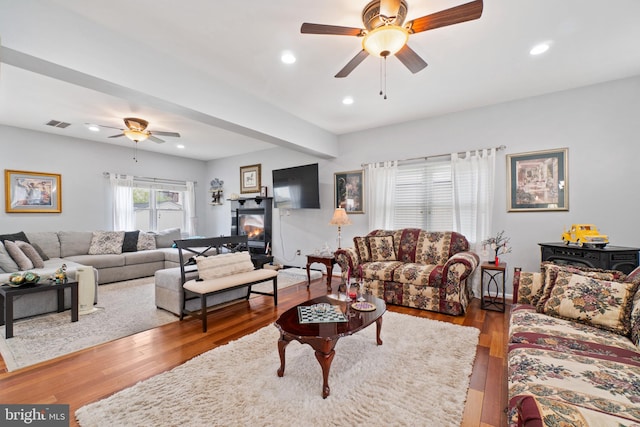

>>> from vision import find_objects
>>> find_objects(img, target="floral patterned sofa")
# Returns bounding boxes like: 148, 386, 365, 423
509, 262, 640, 426
334, 229, 479, 315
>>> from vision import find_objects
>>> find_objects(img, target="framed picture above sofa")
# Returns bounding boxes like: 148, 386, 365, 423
507, 148, 568, 212
4, 169, 62, 213
334, 169, 364, 214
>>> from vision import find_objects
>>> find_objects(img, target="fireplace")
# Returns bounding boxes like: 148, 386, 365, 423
239, 212, 265, 248
231, 197, 272, 254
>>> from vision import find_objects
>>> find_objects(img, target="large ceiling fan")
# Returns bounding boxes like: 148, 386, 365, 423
100, 117, 181, 143
301, 0, 483, 78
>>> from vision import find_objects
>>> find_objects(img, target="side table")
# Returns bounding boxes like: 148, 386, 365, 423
480, 262, 506, 312
305, 254, 336, 292
0, 280, 79, 338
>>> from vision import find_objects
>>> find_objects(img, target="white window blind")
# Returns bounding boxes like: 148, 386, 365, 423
393, 159, 453, 231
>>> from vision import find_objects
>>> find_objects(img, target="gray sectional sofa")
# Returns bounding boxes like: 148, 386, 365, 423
1, 228, 185, 321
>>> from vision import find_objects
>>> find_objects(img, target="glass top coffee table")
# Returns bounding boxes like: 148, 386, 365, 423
274, 294, 386, 398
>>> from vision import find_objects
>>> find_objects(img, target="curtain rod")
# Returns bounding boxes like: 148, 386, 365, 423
103, 172, 196, 185
361, 144, 506, 168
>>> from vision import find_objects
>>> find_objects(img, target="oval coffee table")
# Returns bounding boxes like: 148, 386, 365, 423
274, 294, 386, 398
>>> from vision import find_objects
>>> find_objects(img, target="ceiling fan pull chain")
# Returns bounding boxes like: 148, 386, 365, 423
384, 56, 388, 100
379, 57, 384, 96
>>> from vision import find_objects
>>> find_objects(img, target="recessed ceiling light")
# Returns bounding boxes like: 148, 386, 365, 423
281, 51, 296, 64
530, 42, 550, 56
85, 123, 100, 132
176, 144, 185, 149
342, 96, 354, 105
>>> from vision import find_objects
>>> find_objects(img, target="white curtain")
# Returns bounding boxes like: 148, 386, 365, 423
367, 160, 398, 230
110, 173, 135, 231
451, 149, 496, 297
184, 181, 196, 236
451, 148, 496, 247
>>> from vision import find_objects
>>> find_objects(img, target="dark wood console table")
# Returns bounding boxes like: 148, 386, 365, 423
539, 242, 640, 274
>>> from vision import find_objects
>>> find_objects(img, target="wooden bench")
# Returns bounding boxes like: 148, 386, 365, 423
175, 236, 278, 332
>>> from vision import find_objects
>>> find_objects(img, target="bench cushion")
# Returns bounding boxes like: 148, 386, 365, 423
184, 269, 277, 294
195, 252, 254, 279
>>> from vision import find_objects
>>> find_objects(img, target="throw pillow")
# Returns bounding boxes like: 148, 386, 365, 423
536, 263, 627, 312
16, 241, 45, 268
630, 288, 640, 347
122, 230, 140, 253
196, 252, 255, 280
353, 236, 371, 263
514, 271, 544, 306
367, 235, 396, 262
137, 232, 157, 251
542, 270, 639, 336
0, 242, 20, 273
4, 240, 34, 270
30, 242, 50, 261
154, 228, 181, 248
0, 231, 30, 244
88, 231, 125, 255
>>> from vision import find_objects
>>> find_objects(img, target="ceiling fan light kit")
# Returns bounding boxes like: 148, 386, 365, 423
363, 25, 409, 57
123, 129, 150, 142
300, 0, 484, 81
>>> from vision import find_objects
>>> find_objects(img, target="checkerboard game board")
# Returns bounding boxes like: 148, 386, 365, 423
298, 305, 348, 324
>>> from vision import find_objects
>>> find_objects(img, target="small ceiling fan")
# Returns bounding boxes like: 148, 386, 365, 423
100, 117, 181, 143
301, 0, 483, 78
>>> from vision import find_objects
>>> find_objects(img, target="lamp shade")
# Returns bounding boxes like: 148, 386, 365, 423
329, 208, 352, 226
124, 129, 150, 142
362, 25, 409, 57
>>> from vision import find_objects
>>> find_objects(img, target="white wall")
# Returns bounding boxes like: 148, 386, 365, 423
0, 125, 208, 233
3, 75, 638, 296
206, 75, 640, 294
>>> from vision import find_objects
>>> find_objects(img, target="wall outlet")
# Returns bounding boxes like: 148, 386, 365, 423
296, 249, 301, 256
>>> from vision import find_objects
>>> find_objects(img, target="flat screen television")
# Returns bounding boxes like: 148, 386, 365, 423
272, 163, 320, 209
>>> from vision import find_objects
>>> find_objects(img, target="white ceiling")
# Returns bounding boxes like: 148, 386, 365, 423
1, 0, 639, 161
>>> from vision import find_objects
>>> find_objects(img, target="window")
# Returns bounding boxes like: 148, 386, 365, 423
110, 173, 194, 234
393, 159, 453, 231
133, 187, 185, 232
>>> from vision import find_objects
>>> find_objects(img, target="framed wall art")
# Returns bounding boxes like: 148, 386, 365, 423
507, 148, 568, 212
240, 164, 261, 194
334, 169, 364, 214
5, 169, 62, 213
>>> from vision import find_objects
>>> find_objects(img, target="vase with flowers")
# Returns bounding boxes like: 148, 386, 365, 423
482, 231, 512, 266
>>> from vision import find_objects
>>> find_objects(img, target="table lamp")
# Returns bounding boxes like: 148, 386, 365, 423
329, 208, 352, 249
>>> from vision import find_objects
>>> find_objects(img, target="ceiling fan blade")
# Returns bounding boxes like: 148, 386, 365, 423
395, 44, 428, 74
108, 133, 125, 138
406, 0, 483, 34
380, 0, 402, 18
335, 50, 370, 78
148, 135, 165, 144
98, 124, 125, 131
301, 23, 364, 36
149, 130, 180, 137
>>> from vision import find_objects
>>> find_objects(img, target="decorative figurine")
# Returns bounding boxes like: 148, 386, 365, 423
52, 264, 68, 284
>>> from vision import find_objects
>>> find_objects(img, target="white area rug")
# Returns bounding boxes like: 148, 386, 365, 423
1, 271, 311, 371
76, 312, 480, 427
0, 277, 177, 371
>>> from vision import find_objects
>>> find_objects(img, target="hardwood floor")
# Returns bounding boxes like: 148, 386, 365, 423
0, 276, 510, 426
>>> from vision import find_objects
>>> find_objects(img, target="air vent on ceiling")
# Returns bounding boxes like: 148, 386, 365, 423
46, 120, 71, 129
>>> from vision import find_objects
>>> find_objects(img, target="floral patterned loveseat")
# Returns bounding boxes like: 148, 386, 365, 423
334, 229, 479, 316
509, 262, 640, 426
